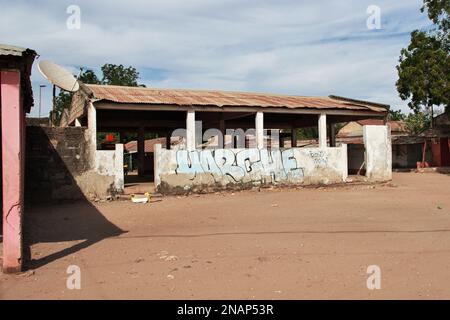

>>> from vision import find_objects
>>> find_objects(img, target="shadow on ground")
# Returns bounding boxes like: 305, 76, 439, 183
23, 126, 126, 270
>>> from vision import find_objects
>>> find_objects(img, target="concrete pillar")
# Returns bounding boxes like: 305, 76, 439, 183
318, 113, 327, 148
329, 123, 336, 147
1, 70, 23, 273
87, 101, 97, 168
154, 143, 162, 189
363, 125, 392, 181
255, 111, 264, 149
114, 144, 124, 191
219, 114, 225, 149
186, 110, 196, 151
137, 127, 145, 177
291, 128, 297, 148
279, 132, 284, 149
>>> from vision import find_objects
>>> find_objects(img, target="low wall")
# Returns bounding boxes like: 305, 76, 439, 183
26, 126, 123, 203
155, 145, 348, 194
95, 145, 124, 192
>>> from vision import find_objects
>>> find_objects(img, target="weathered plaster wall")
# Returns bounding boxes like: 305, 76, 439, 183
363, 125, 392, 181
155, 145, 348, 194
1, 70, 24, 273
95, 144, 124, 192
25, 126, 122, 203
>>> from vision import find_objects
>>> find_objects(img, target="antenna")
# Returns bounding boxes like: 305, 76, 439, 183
37, 60, 80, 92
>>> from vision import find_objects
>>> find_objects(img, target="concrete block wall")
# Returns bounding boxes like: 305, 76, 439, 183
155, 144, 348, 194
25, 126, 122, 203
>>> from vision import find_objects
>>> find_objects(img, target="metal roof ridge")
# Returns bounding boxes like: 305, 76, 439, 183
84, 83, 329, 99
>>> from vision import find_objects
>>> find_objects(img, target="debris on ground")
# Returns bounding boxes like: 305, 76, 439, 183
131, 192, 151, 204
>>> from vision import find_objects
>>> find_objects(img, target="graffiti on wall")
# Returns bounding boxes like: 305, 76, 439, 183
173, 148, 327, 184
308, 150, 328, 167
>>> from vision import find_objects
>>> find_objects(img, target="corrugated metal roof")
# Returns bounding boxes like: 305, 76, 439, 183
0, 44, 31, 57
85, 84, 388, 113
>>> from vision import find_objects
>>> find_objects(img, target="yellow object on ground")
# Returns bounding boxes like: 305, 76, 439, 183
131, 192, 151, 204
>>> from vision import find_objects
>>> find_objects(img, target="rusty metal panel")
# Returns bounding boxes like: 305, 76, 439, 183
83, 84, 388, 114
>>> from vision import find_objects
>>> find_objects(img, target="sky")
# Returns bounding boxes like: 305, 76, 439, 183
0, 0, 432, 118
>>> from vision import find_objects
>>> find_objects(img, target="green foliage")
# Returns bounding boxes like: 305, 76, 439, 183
52, 64, 144, 125
422, 0, 450, 41
388, 109, 407, 121
405, 112, 431, 134
101, 64, 145, 87
396, 30, 449, 113
79, 69, 101, 84
297, 127, 318, 140
53, 91, 73, 125
396, 0, 450, 115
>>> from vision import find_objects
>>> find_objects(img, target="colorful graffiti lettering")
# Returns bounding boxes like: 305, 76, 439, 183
175, 148, 305, 183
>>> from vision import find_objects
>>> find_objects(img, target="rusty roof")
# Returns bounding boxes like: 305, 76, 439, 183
84, 84, 389, 113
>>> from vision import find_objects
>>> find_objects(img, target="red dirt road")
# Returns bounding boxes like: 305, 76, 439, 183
1, 172, 450, 299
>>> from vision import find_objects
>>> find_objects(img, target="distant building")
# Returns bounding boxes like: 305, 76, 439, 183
124, 137, 175, 174
338, 119, 407, 139
337, 117, 450, 170
422, 113, 450, 167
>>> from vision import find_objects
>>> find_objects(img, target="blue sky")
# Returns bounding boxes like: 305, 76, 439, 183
0, 0, 432, 117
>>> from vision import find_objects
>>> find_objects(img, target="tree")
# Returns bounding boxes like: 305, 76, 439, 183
79, 68, 101, 84
396, 0, 450, 118
52, 91, 73, 125
422, 0, 450, 46
388, 109, 406, 121
405, 112, 431, 134
52, 64, 144, 125
101, 64, 145, 87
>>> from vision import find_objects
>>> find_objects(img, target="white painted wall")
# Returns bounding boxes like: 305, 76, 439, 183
95, 144, 124, 192
154, 144, 348, 193
363, 125, 392, 181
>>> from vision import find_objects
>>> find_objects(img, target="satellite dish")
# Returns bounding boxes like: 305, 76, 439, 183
38, 60, 80, 92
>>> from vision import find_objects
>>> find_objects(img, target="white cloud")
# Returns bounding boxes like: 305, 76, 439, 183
0, 0, 430, 117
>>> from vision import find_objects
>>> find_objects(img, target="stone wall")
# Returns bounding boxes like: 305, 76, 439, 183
25, 126, 121, 203
155, 144, 348, 195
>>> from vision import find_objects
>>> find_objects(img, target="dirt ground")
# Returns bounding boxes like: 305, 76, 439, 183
1, 172, 450, 300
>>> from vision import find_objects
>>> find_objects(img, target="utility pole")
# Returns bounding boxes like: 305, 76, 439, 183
39, 84, 46, 118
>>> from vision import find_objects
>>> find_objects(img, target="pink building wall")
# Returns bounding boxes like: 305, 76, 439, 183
1, 70, 25, 273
